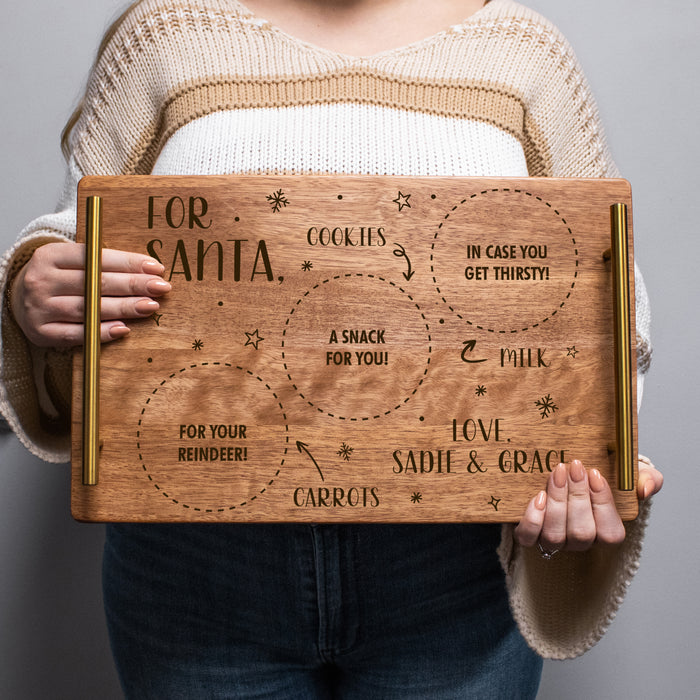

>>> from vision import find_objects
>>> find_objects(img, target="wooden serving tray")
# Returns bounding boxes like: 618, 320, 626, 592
71, 176, 638, 523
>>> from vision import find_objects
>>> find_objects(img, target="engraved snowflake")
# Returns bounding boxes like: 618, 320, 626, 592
535, 394, 558, 419
475, 385, 487, 396
301, 260, 313, 271
267, 189, 289, 213
192, 339, 204, 351
337, 442, 354, 461
411, 492, 423, 504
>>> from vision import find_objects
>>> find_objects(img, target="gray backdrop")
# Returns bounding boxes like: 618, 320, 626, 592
1, 2, 698, 697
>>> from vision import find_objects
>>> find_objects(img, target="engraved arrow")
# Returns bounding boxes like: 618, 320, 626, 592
461, 340, 488, 363
296, 441, 325, 481
392, 243, 415, 281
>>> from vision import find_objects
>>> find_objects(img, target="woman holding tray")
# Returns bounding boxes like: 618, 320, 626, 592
0, 0, 663, 697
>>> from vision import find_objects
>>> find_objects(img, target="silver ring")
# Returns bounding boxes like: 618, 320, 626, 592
537, 541, 559, 560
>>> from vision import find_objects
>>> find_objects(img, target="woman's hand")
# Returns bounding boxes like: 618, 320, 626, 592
9, 241, 171, 348
637, 454, 664, 500
514, 458, 663, 554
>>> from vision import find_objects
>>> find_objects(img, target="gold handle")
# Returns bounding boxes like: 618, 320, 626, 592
82, 196, 102, 485
610, 203, 634, 491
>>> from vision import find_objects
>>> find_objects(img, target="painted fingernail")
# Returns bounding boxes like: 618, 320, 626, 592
589, 468, 606, 493
553, 463, 567, 488
147, 279, 172, 294
135, 299, 159, 315
109, 324, 130, 339
535, 490, 547, 510
143, 259, 165, 275
570, 459, 586, 482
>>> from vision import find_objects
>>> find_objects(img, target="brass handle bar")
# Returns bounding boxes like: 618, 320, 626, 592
82, 196, 102, 485
610, 203, 634, 491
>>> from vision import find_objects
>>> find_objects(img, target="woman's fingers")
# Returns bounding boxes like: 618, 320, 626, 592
588, 468, 626, 545
44, 294, 163, 322
514, 490, 547, 548
101, 247, 165, 276
32, 261, 170, 300
37, 320, 132, 346
12, 241, 170, 347
637, 455, 664, 500
515, 459, 657, 554
543, 462, 625, 550
564, 460, 596, 551
539, 462, 569, 552
43, 243, 164, 276
102, 271, 171, 298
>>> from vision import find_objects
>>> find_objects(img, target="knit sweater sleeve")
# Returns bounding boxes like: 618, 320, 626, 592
493, 2, 653, 658
0, 0, 171, 461
0, 158, 85, 463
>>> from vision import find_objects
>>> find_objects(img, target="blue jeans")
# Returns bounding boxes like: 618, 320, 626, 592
103, 523, 542, 699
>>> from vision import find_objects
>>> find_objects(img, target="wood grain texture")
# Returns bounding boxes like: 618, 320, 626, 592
71, 176, 638, 523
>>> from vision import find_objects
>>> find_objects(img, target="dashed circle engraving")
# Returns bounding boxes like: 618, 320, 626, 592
281, 274, 432, 420
137, 363, 289, 512
430, 189, 579, 333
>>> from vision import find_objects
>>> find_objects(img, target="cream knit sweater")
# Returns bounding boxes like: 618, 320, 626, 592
0, 0, 653, 658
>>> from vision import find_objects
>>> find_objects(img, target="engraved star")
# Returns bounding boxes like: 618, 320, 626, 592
411, 492, 423, 504
393, 191, 412, 211
489, 496, 501, 511
475, 385, 487, 396
192, 339, 204, 351
301, 260, 313, 271
245, 329, 264, 349
567, 346, 579, 359
152, 312, 163, 326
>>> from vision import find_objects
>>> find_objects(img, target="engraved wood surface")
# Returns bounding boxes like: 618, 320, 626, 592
71, 176, 638, 523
